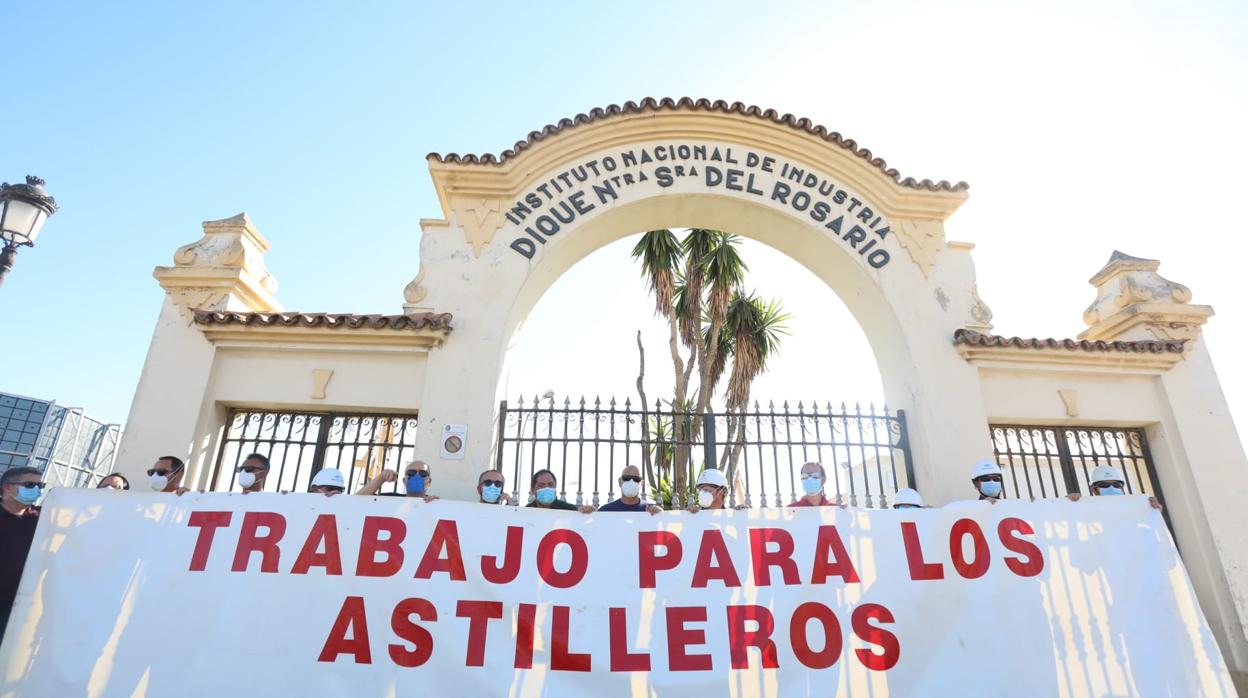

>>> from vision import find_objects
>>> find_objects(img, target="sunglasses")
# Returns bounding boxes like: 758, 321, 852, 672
147, 468, 176, 477
1095, 482, 1125, 489
620, 475, 642, 483
237, 466, 267, 474
9, 481, 46, 489
480, 479, 504, 488
312, 485, 345, 493
406, 470, 430, 479
977, 475, 1003, 483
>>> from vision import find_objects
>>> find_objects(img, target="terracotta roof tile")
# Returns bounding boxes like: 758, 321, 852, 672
192, 310, 453, 331
953, 329, 1184, 354
426, 97, 969, 193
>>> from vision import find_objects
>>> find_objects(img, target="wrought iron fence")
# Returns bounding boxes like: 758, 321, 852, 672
989, 425, 1169, 523
210, 410, 420, 494
495, 396, 914, 509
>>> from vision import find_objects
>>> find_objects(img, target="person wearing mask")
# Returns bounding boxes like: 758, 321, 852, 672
237, 454, 271, 494
147, 456, 187, 493
1068, 464, 1163, 509
309, 468, 346, 496
598, 466, 662, 514
0, 467, 44, 643
687, 468, 748, 512
971, 459, 1004, 502
356, 461, 438, 501
477, 469, 512, 505
892, 488, 925, 509
97, 474, 130, 491
787, 462, 839, 507
526, 469, 594, 513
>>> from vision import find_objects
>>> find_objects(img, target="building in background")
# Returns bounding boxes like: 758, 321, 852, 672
0, 391, 122, 487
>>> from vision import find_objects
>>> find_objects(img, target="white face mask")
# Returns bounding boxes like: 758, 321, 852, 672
149, 474, 169, 491
620, 480, 641, 498
697, 489, 715, 508
238, 471, 257, 489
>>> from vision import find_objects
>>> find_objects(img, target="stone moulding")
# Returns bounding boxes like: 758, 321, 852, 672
191, 310, 453, 351
953, 329, 1186, 373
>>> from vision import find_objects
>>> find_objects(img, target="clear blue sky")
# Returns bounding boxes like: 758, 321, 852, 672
4, 1, 1246, 440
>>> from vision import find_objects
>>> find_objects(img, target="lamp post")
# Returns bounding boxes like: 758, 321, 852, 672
0, 176, 59, 287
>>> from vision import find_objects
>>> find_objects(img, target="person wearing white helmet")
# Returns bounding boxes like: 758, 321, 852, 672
892, 488, 925, 509
1068, 463, 1163, 509
687, 468, 747, 513
969, 459, 1005, 503
309, 468, 346, 496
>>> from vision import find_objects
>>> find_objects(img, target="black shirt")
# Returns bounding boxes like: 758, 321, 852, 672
526, 499, 579, 511
598, 498, 651, 512
0, 505, 41, 604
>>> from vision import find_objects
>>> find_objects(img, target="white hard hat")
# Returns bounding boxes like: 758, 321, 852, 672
893, 488, 924, 507
311, 468, 346, 489
696, 468, 728, 488
1090, 464, 1125, 485
970, 459, 1002, 479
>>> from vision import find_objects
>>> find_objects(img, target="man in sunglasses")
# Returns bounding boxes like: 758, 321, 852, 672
1067, 464, 1163, 509
1, 466, 44, 644
147, 456, 187, 493
309, 468, 346, 496
237, 453, 271, 494
356, 461, 438, 501
477, 469, 511, 505
598, 465, 662, 514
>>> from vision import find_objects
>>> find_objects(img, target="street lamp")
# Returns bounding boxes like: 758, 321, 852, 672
0, 176, 59, 287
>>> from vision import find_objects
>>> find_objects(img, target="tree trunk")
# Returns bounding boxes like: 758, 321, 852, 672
666, 311, 691, 506
635, 331, 657, 492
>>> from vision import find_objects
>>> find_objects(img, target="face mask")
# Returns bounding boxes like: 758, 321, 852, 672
481, 484, 502, 503
238, 471, 257, 489
801, 477, 823, 495
536, 487, 557, 506
697, 489, 715, 508
1097, 485, 1124, 496
620, 480, 641, 498
407, 473, 426, 495
149, 474, 169, 491
979, 480, 1002, 498
894, 504, 920, 510
15, 486, 41, 505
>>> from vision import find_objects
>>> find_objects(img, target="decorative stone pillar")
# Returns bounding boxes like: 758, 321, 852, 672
115, 213, 280, 487
1080, 251, 1212, 342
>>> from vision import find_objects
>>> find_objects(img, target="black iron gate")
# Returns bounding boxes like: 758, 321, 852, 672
210, 409, 420, 494
496, 396, 914, 509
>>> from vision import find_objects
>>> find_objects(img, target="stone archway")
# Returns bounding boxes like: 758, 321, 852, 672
406, 98, 998, 504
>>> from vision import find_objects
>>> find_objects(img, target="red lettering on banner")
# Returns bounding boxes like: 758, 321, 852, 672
291, 514, 342, 575
481, 525, 524, 584
356, 516, 405, 577
456, 600, 503, 667
666, 606, 712, 671
514, 602, 537, 669
318, 596, 371, 664
551, 605, 592, 671
537, 529, 589, 588
389, 597, 436, 668
749, 528, 800, 585
901, 522, 944, 580
691, 530, 742, 588
414, 519, 467, 581
789, 602, 843, 669
638, 531, 682, 589
726, 605, 778, 669
999, 518, 1045, 577
949, 519, 991, 579
231, 511, 286, 573
810, 525, 860, 584
608, 607, 651, 671
187, 511, 232, 571
852, 603, 900, 670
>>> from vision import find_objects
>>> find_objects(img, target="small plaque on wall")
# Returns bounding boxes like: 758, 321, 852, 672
440, 423, 467, 460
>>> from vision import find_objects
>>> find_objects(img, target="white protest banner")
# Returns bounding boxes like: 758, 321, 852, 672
0, 489, 1234, 697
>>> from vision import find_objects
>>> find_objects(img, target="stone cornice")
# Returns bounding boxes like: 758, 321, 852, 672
192, 311, 453, 351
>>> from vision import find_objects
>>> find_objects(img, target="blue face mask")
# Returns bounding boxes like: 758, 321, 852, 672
801, 477, 823, 495
535, 487, 557, 505
406, 473, 426, 495
979, 480, 1002, 498
15, 485, 41, 505
481, 484, 502, 503
1097, 485, 1124, 496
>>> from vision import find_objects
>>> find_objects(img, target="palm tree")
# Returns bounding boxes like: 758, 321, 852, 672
719, 292, 790, 484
